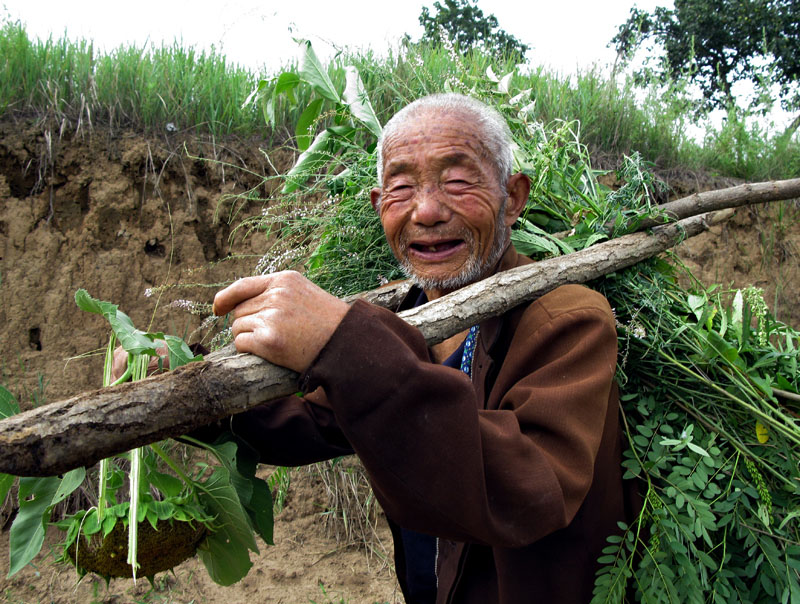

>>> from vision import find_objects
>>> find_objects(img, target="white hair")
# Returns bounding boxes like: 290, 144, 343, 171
376, 93, 514, 188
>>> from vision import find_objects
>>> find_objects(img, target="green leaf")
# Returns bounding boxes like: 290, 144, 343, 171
232, 442, 274, 545
511, 219, 574, 257
52, 468, 86, 507
145, 467, 184, 498
343, 66, 382, 138
497, 71, 513, 94
164, 335, 202, 370
0, 385, 19, 418
196, 466, 258, 586
274, 71, 300, 97
202, 436, 273, 545
687, 442, 710, 457
0, 473, 15, 507
75, 289, 157, 356
688, 294, 706, 322
150, 500, 176, 521
296, 39, 340, 104
262, 95, 276, 129
74, 288, 113, 316
282, 128, 334, 194
9, 476, 60, 576
295, 97, 324, 151
702, 329, 740, 364
750, 374, 774, 398
82, 508, 102, 535
241, 78, 268, 111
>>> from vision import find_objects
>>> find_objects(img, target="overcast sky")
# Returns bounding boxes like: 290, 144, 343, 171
1, 0, 667, 77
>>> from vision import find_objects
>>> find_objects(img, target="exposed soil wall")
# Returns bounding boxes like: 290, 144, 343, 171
0, 121, 286, 403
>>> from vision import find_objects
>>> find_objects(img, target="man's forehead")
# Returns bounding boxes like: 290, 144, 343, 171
382, 111, 489, 164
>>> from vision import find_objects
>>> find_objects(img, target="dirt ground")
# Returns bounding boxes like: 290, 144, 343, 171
0, 120, 798, 603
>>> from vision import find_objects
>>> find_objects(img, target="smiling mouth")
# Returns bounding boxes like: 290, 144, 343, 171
409, 240, 463, 253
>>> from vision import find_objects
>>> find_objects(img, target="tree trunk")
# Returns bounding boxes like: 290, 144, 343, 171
0, 210, 732, 477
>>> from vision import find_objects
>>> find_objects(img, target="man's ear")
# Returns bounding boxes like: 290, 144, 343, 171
503, 173, 531, 226
370, 187, 382, 212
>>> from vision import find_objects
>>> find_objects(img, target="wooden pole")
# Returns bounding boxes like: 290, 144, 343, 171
0, 210, 733, 477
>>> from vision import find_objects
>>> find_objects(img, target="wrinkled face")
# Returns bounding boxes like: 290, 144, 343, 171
371, 110, 516, 297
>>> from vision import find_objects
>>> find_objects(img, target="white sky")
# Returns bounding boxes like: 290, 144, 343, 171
1, 0, 665, 77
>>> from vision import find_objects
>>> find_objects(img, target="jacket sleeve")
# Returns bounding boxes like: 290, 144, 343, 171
192, 388, 354, 466
301, 288, 618, 548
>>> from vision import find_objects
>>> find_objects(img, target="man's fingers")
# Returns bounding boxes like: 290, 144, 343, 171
213, 275, 274, 316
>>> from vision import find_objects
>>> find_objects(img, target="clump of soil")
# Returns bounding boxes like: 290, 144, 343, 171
0, 121, 281, 403
66, 518, 207, 579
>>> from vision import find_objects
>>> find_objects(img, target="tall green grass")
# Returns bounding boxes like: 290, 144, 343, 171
0, 19, 797, 180
0, 20, 265, 136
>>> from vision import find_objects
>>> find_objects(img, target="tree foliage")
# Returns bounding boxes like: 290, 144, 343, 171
417, 0, 529, 62
612, 0, 800, 132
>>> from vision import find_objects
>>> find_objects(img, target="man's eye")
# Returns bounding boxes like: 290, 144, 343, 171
387, 184, 414, 200
445, 180, 471, 190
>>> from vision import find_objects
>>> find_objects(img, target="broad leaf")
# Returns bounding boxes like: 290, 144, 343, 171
498, 71, 513, 94
75, 289, 157, 356
282, 129, 334, 194
0, 473, 14, 508
274, 71, 300, 97
52, 467, 86, 506
241, 78, 268, 110
164, 334, 202, 370
344, 66, 382, 138
196, 466, 258, 585
512, 220, 573, 257
9, 476, 60, 576
145, 466, 184, 498
296, 39, 340, 104
295, 97, 324, 151
215, 435, 274, 545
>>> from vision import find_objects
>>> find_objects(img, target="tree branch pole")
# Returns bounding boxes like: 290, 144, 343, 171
635, 177, 800, 230
546, 177, 800, 239
0, 210, 736, 477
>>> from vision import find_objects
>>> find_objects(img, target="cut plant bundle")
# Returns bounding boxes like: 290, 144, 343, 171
1, 291, 274, 586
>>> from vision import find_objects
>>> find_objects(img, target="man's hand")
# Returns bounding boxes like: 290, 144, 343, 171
213, 271, 349, 374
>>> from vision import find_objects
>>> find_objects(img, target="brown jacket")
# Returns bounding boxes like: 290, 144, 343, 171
225, 248, 632, 603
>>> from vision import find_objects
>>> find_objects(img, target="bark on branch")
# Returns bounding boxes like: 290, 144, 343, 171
1, 177, 798, 477
635, 177, 800, 230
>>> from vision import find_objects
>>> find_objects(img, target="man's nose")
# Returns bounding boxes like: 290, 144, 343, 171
411, 186, 451, 226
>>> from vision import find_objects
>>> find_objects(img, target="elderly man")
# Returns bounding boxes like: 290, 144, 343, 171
211, 93, 630, 604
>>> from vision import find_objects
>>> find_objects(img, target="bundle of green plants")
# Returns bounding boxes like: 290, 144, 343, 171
231, 42, 799, 602
1, 291, 274, 585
